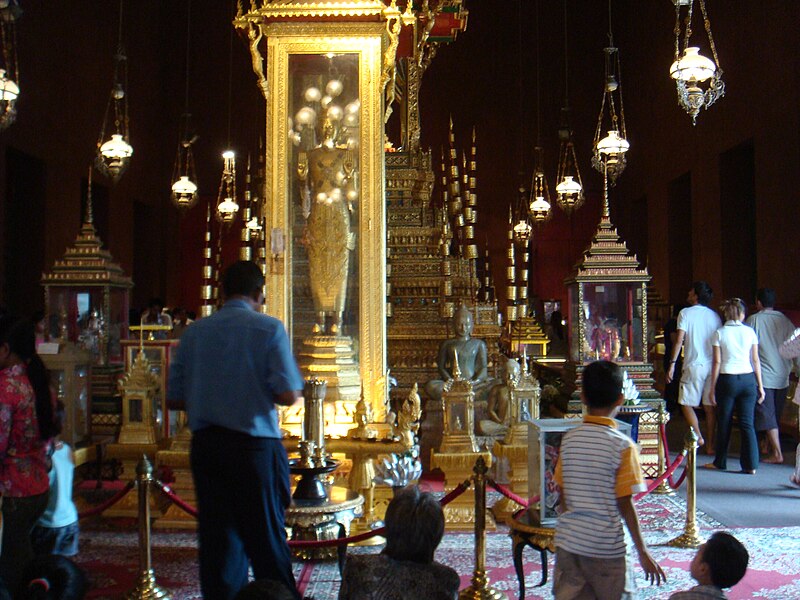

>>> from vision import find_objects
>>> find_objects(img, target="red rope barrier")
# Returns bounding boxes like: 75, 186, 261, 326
486, 479, 534, 508
155, 480, 200, 518
148, 478, 472, 550
77, 480, 136, 519
660, 425, 688, 489
634, 450, 687, 502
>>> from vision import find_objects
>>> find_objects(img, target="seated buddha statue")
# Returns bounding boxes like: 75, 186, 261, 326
479, 356, 521, 436
424, 304, 493, 405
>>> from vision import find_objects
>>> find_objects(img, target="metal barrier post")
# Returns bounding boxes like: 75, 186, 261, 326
667, 429, 703, 548
654, 402, 674, 495
126, 456, 171, 600
459, 456, 508, 600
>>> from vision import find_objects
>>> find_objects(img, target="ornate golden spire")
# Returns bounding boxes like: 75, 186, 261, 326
506, 206, 517, 324
200, 200, 214, 317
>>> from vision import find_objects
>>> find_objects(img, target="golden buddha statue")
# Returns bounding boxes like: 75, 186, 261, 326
297, 117, 357, 335
479, 356, 520, 437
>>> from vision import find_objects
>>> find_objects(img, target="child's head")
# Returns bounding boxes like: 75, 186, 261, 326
691, 531, 749, 589
581, 360, 623, 411
21, 555, 88, 600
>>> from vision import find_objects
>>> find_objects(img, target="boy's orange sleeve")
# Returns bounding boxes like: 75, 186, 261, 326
554, 453, 563, 488
615, 443, 647, 497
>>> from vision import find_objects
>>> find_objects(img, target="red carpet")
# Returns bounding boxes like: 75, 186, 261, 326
74, 492, 800, 599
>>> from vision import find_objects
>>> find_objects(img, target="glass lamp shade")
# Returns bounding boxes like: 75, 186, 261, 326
513, 219, 532, 243
171, 176, 198, 209
556, 175, 582, 197
245, 217, 263, 231
596, 130, 630, 156
0, 69, 19, 101
99, 134, 134, 159
669, 47, 716, 82
530, 196, 552, 224
217, 197, 239, 222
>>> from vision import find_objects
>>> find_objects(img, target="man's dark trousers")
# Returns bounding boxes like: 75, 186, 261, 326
191, 426, 299, 600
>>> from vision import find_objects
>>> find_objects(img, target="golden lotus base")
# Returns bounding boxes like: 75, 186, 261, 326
430, 450, 495, 531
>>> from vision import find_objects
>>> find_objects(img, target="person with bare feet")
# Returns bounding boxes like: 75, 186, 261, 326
705, 298, 763, 475
745, 288, 794, 465
666, 282, 721, 453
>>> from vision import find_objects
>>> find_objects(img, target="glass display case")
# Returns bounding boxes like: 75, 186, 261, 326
41, 344, 93, 446
563, 214, 661, 407
41, 218, 132, 366
568, 281, 645, 364
238, 10, 392, 435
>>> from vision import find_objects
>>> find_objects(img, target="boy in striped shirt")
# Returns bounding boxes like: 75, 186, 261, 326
553, 360, 666, 599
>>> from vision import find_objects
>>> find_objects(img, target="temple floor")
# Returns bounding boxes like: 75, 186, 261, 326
75, 447, 800, 599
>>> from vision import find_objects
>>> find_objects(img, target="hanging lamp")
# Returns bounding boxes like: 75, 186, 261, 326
528, 0, 551, 226
555, 0, 584, 214
95, 0, 133, 182
215, 150, 239, 224
670, 0, 724, 125
215, 5, 239, 224
591, 1, 630, 185
511, 0, 532, 245
171, 0, 199, 210
0, 0, 21, 130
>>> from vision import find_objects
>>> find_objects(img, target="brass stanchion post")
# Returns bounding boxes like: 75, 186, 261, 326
667, 429, 703, 548
459, 456, 508, 600
126, 456, 171, 600
654, 402, 674, 495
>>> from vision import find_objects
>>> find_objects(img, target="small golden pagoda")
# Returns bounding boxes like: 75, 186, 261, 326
562, 198, 665, 476
41, 171, 133, 439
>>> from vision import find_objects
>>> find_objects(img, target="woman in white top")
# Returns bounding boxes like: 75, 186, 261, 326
705, 298, 764, 474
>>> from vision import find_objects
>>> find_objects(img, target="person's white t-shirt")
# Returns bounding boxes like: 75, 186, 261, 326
677, 304, 722, 366
712, 321, 759, 374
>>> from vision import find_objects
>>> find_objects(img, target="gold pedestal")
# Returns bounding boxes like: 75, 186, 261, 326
297, 335, 361, 402
295, 335, 361, 437
490, 436, 528, 521
430, 450, 495, 531
508, 317, 550, 358
105, 443, 169, 518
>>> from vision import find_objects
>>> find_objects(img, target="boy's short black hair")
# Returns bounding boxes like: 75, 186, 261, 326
581, 360, 623, 409
704, 531, 749, 589
223, 261, 265, 298
756, 288, 776, 308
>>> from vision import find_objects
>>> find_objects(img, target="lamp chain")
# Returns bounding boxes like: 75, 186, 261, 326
699, 0, 722, 70
562, 0, 569, 107
682, 0, 694, 55
184, 0, 192, 116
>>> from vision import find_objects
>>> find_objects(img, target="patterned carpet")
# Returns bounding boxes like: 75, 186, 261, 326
74, 491, 800, 599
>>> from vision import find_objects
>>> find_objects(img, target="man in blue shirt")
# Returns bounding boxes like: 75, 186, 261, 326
168, 261, 303, 600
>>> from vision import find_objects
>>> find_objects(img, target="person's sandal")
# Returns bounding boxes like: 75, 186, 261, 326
701, 463, 723, 470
